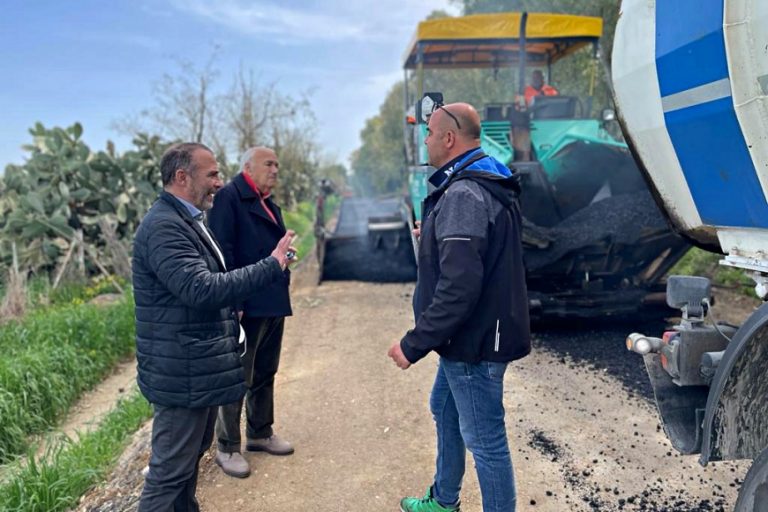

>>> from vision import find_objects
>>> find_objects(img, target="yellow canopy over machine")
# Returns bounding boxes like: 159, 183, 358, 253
403, 12, 603, 70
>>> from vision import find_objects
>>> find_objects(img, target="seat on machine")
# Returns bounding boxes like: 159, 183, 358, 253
530, 96, 580, 120
484, 103, 507, 121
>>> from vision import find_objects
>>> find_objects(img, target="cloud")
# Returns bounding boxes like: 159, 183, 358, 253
166, 0, 456, 44
169, 0, 364, 43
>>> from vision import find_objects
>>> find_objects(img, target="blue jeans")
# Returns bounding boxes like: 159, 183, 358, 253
430, 357, 515, 512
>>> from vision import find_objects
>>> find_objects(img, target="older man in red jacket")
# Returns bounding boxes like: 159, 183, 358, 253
208, 146, 295, 479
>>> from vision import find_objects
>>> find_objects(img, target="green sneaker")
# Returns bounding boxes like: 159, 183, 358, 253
400, 487, 460, 512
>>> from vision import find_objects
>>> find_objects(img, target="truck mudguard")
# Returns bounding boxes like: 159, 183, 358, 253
700, 302, 768, 465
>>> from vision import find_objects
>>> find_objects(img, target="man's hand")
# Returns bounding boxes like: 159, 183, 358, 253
388, 342, 411, 370
412, 220, 421, 240
271, 230, 296, 270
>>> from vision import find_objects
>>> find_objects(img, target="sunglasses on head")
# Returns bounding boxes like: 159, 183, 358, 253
427, 101, 462, 131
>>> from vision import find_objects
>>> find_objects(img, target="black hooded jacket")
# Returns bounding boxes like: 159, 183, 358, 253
400, 153, 531, 364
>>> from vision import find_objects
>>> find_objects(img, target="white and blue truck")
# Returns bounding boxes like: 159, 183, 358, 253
613, 1, 768, 509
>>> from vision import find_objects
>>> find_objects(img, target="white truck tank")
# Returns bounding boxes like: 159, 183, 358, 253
612, 0, 768, 272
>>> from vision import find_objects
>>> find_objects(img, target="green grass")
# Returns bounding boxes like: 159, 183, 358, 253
283, 195, 340, 264
35, 275, 127, 308
0, 390, 151, 512
0, 294, 135, 463
283, 201, 316, 260
669, 247, 754, 296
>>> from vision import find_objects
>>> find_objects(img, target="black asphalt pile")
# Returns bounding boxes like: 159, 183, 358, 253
525, 426, 730, 511
321, 197, 416, 282
528, 428, 564, 462
532, 316, 670, 402
526, 317, 744, 510
524, 191, 669, 272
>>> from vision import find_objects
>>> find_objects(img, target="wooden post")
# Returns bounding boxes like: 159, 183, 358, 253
76, 229, 85, 280
84, 244, 124, 294
52, 239, 77, 290
11, 241, 18, 277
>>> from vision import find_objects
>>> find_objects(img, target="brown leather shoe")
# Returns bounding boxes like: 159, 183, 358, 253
246, 434, 294, 456
215, 451, 251, 478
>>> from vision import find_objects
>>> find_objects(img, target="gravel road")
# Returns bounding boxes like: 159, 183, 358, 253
77, 260, 756, 511
193, 267, 751, 511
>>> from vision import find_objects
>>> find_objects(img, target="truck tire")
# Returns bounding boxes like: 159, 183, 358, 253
735, 446, 768, 511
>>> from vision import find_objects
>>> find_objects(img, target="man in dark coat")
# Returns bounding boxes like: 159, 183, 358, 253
388, 103, 531, 512
208, 146, 294, 478
133, 142, 296, 511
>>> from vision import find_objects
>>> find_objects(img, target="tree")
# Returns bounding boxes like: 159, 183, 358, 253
0, 115, 327, 280
115, 53, 326, 207
114, 53, 220, 147
222, 68, 279, 155
220, 78, 321, 209
350, 82, 407, 195
268, 95, 320, 209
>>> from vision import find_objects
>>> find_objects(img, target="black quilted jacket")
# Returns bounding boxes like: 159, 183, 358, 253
132, 191, 284, 408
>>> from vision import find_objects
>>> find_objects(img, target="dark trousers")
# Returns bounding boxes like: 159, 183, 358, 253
138, 404, 217, 512
216, 316, 284, 452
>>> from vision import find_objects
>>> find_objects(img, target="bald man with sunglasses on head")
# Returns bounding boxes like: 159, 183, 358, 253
388, 102, 531, 512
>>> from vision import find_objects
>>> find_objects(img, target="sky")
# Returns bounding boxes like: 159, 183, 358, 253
0, 0, 459, 169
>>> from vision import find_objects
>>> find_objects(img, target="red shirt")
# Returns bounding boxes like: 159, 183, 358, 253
242, 172, 278, 225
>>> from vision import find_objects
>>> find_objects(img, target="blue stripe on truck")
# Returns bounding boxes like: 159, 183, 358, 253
655, 0, 729, 96
655, 0, 768, 229
663, 97, 768, 229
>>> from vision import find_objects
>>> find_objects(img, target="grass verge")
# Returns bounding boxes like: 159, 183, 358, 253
669, 247, 754, 296
0, 293, 135, 463
283, 195, 339, 264
0, 390, 151, 512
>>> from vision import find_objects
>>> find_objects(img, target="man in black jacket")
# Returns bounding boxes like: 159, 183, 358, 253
208, 146, 294, 478
388, 103, 531, 512
133, 143, 295, 511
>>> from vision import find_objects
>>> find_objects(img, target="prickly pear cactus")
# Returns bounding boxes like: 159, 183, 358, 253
0, 123, 169, 274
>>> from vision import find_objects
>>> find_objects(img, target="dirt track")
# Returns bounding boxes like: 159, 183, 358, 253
192, 264, 750, 511
76, 257, 756, 511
